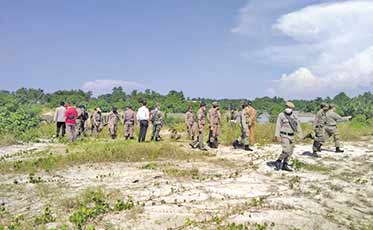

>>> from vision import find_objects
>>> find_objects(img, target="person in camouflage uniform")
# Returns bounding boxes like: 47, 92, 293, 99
76, 105, 89, 137
185, 106, 195, 140
123, 105, 136, 140
108, 107, 120, 139
207, 102, 221, 148
150, 103, 164, 142
274, 102, 303, 171
190, 102, 207, 151
311, 103, 329, 157
232, 102, 253, 151
325, 104, 352, 153
91, 107, 102, 137
245, 101, 257, 145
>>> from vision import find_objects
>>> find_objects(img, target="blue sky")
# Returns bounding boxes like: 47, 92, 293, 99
1, 0, 372, 99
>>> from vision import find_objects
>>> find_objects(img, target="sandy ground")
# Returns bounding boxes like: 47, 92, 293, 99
0, 140, 372, 229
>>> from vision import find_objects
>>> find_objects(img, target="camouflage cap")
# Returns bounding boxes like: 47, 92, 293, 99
285, 101, 295, 109
212, 101, 219, 107
329, 103, 336, 108
200, 101, 206, 107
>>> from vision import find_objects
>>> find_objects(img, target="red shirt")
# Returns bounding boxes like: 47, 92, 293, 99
65, 107, 78, 125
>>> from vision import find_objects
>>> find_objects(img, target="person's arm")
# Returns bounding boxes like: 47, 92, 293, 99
136, 110, 140, 121
275, 114, 281, 139
53, 108, 58, 122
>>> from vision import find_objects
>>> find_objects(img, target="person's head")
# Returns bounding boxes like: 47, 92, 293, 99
96, 107, 102, 113
141, 100, 147, 106
320, 102, 329, 111
60, 101, 65, 107
212, 101, 219, 108
247, 100, 253, 107
285, 101, 295, 114
156, 103, 160, 109
200, 102, 206, 111
241, 101, 248, 109
127, 105, 132, 110
112, 107, 118, 113
188, 106, 193, 112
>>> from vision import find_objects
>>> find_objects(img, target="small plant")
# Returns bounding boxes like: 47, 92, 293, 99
28, 173, 43, 184
34, 206, 56, 225
289, 176, 301, 189
114, 197, 135, 211
8, 214, 24, 230
142, 163, 158, 170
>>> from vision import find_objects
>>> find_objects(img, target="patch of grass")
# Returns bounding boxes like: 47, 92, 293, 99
34, 206, 56, 226
162, 167, 200, 179
0, 141, 206, 174
292, 159, 331, 173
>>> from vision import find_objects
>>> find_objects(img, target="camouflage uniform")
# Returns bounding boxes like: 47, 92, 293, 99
237, 108, 249, 146
92, 110, 102, 137
325, 108, 350, 151
312, 105, 328, 153
245, 105, 257, 145
190, 105, 207, 150
77, 107, 89, 137
108, 110, 120, 139
275, 102, 303, 171
123, 108, 136, 139
185, 109, 195, 140
151, 108, 163, 141
207, 103, 221, 148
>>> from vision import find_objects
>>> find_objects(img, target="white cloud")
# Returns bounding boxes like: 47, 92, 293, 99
269, 0, 373, 98
81, 79, 145, 96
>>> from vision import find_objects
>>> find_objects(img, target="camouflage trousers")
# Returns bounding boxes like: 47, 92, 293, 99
92, 123, 102, 137
312, 127, 325, 152
186, 122, 195, 140
191, 129, 204, 149
151, 124, 162, 141
237, 127, 249, 146
66, 124, 77, 142
209, 124, 221, 145
325, 126, 341, 148
109, 124, 118, 139
278, 135, 295, 163
124, 122, 135, 139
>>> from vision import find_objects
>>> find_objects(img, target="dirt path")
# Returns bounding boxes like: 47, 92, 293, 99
0, 141, 372, 229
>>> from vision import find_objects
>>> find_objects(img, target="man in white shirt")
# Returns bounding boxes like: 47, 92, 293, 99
53, 101, 67, 138
137, 100, 150, 142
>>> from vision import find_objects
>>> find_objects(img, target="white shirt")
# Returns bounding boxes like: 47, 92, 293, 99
54, 106, 67, 122
137, 106, 150, 121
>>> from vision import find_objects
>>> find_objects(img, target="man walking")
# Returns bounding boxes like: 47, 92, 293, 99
274, 102, 303, 171
185, 106, 195, 140
77, 105, 89, 137
92, 107, 102, 137
123, 105, 136, 140
311, 103, 329, 157
190, 102, 207, 151
137, 100, 150, 142
54, 101, 66, 138
108, 107, 120, 139
325, 104, 351, 153
207, 102, 221, 148
233, 102, 253, 151
150, 103, 164, 142
245, 101, 257, 145
65, 105, 78, 142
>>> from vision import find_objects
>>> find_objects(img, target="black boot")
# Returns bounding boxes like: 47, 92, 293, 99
311, 151, 321, 158
336, 147, 344, 153
232, 140, 239, 149
244, 145, 253, 151
317, 144, 323, 152
275, 160, 282, 171
282, 162, 293, 172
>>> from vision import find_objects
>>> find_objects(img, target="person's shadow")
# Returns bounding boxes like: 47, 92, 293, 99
301, 151, 315, 157
266, 161, 277, 169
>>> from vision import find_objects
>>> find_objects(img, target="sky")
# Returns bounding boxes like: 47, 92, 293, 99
1, 0, 372, 99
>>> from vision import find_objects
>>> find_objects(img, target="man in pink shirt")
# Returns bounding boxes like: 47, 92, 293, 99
65, 105, 78, 142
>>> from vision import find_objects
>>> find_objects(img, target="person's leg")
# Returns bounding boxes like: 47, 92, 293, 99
143, 121, 148, 142
198, 130, 205, 150
61, 122, 66, 137
56, 122, 61, 137
138, 122, 144, 142
276, 137, 290, 170
71, 124, 77, 142
249, 125, 255, 145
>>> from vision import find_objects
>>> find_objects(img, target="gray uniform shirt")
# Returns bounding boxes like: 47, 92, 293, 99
325, 111, 349, 126
275, 112, 303, 138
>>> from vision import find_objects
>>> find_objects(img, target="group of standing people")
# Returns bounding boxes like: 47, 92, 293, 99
186, 101, 257, 152
53, 100, 163, 142
273, 102, 351, 172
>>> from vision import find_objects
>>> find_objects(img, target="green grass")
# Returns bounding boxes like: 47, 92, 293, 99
0, 141, 206, 174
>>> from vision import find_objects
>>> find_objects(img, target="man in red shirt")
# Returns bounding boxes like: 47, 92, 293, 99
65, 105, 78, 142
